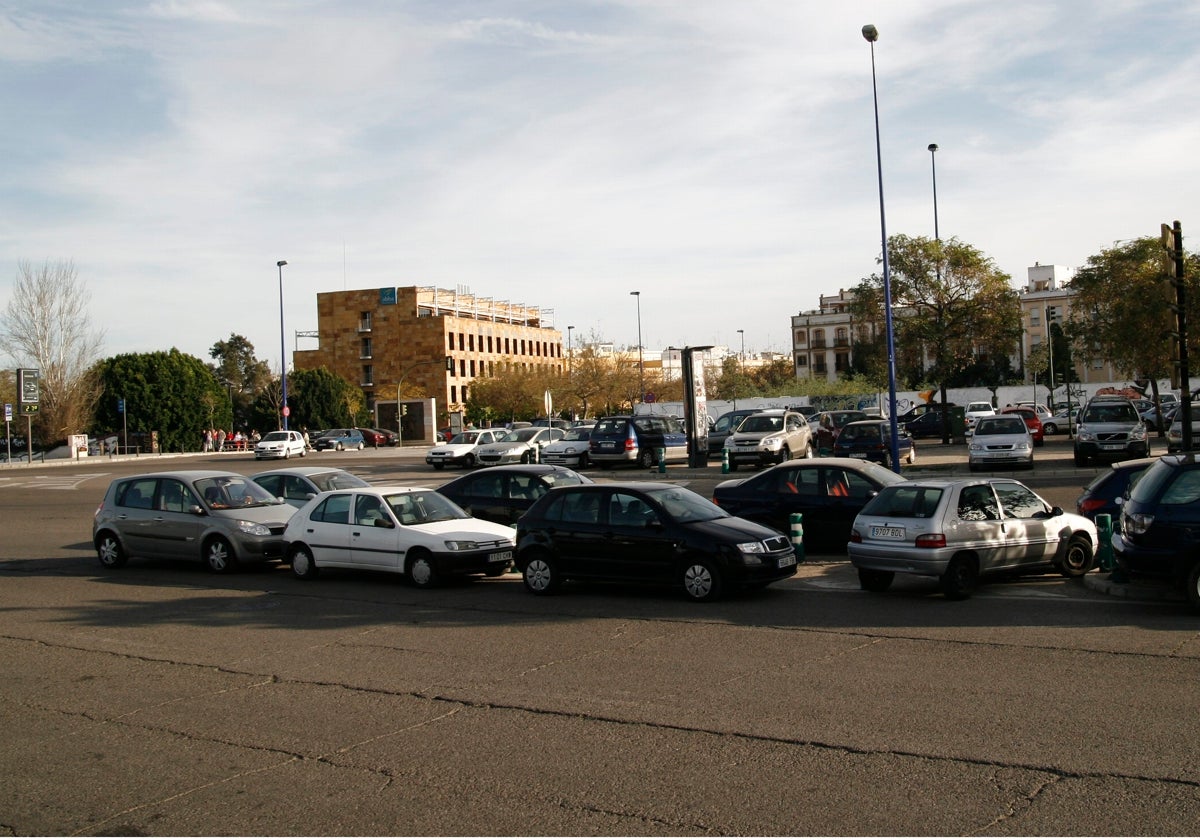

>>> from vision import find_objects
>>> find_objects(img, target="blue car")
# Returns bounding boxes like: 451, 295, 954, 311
832, 419, 916, 467
312, 428, 366, 451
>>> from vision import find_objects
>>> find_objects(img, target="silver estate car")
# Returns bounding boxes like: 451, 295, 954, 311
848, 477, 1097, 599
93, 470, 296, 573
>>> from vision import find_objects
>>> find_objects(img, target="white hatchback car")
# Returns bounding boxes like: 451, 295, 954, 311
849, 477, 1097, 599
283, 485, 515, 587
254, 430, 307, 460
967, 415, 1034, 471
425, 428, 508, 470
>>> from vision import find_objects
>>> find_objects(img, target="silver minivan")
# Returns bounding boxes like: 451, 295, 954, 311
93, 470, 296, 573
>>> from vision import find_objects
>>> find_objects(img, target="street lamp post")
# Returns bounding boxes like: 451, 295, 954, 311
277, 260, 289, 431
567, 325, 574, 373
863, 24, 901, 472
630, 291, 644, 404
928, 143, 940, 245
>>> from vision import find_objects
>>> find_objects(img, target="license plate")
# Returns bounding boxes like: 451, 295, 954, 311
1101, 443, 1124, 450
489, 550, 513, 563
600, 441, 616, 449
850, 453, 869, 459
778, 555, 797, 568
870, 525, 905, 540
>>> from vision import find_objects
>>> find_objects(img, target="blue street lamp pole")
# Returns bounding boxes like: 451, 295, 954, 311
863, 24, 901, 472
277, 260, 289, 430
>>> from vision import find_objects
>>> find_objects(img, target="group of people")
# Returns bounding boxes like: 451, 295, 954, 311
201, 428, 261, 452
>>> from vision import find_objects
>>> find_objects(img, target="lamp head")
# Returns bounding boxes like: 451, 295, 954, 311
862, 24, 878, 42
630, 290, 640, 297
928, 143, 938, 153
277, 260, 288, 267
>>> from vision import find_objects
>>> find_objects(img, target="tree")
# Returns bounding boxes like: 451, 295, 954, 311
0, 260, 105, 443
1066, 237, 1200, 395
850, 235, 1022, 439
93, 349, 228, 452
275, 367, 367, 431
209, 334, 272, 430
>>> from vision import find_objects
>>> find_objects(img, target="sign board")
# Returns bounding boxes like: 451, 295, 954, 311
379, 287, 397, 305
3, 403, 10, 422
17, 368, 39, 405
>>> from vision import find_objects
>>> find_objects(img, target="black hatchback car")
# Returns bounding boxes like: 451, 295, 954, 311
515, 482, 797, 601
436, 464, 592, 526
1112, 453, 1200, 609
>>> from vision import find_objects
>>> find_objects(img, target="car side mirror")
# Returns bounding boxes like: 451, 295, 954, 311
189, 505, 206, 516
1050, 506, 1064, 517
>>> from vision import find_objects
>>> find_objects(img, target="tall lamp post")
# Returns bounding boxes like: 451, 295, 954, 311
863, 24, 901, 472
276, 260, 289, 430
928, 143, 940, 245
630, 291, 644, 404
567, 325, 575, 373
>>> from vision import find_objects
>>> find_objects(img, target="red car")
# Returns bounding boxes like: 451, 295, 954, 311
355, 427, 396, 447
1001, 407, 1044, 446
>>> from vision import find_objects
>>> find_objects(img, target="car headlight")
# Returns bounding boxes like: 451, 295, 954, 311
1078, 429, 1095, 441
735, 540, 769, 565
235, 520, 272, 537
444, 540, 480, 551
1015, 441, 1031, 451
969, 442, 983, 451
760, 435, 784, 449
1130, 425, 1147, 441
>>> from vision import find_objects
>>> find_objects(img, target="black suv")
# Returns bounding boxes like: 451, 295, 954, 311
1112, 453, 1200, 609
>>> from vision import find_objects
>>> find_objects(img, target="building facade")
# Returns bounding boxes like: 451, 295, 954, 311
1016, 263, 1118, 384
293, 286, 563, 422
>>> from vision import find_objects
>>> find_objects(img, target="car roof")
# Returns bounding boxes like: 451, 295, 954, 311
251, 466, 357, 478
321, 485, 433, 495
115, 470, 255, 481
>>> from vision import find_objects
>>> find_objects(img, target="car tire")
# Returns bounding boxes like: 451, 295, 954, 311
1044, 423, 1058, 435
1186, 563, 1200, 612
407, 552, 439, 588
638, 448, 655, 469
204, 537, 237, 574
858, 567, 894, 592
464, 454, 476, 468
906, 445, 916, 465
681, 559, 722, 601
283, 449, 290, 460
357, 442, 364, 451
1074, 452, 1088, 467
521, 551, 560, 595
1058, 535, 1094, 578
577, 452, 590, 469
96, 532, 127, 569
805, 441, 814, 459
289, 544, 319, 580
940, 555, 978, 600
336, 442, 344, 451
727, 460, 737, 472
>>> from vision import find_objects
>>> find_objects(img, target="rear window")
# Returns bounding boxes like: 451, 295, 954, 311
593, 418, 631, 436
861, 485, 944, 519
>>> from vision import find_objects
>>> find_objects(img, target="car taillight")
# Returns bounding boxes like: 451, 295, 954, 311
915, 533, 946, 548
624, 435, 636, 452
849, 529, 862, 543
1078, 498, 1106, 515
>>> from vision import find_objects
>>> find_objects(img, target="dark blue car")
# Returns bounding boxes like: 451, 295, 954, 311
832, 420, 916, 467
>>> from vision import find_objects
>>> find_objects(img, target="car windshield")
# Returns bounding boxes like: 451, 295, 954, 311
861, 485, 944, 518
560, 428, 592, 441
384, 491, 469, 525
739, 415, 784, 433
311, 471, 370, 491
1083, 404, 1138, 422
838, 424, 881, 442
500, 428, 542, 443
262, 431, 290, 442
644, 486, 728, 524
833, 412, 868, 427
976, 418, 1026, 435
542, 470, 589, 487
194, 476, 280, 509
449, 431, 482, 444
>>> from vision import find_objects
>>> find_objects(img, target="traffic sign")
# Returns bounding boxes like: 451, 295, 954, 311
282, 405, 291, 417
3, 403, 10, 422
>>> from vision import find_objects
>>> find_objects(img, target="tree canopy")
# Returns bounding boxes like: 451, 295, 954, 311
248, 366, 366, 432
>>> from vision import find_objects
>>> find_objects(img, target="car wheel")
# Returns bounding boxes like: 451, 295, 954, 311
858, 568, 894, 592
407, 552, 439, 588
638, 448, 655, 469
1058, 535, 1094, 578
578, 452, 590, 469
727, 460, 737, 472
778, 446, 791, 463
1074, 452, 1088, 467
204, 537, 237, 574
906, 445, 916, 465
464, 454, 476, 468
96, 532, 127, 569
289, 544, 319, 580
336, 442, 344, 451
357, 442, 364, 450
940, 555, 978, 600
521, 550, 560, 595
1044, 422, 1058, 435
299, 447, 306, 458
681, 559, 722, 601
805, 441, 814, 459
1186, 563, 1200, 611
283, 449, 290, 460
520, 450, 533, 464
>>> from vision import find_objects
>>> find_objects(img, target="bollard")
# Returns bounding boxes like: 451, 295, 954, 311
1095, 513, 1116, 572
789, 513, 805, 562
657, 446, 666, 474
721, 449, 730, 474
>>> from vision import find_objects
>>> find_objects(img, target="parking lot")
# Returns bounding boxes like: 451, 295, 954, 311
1, 440, 1197, 835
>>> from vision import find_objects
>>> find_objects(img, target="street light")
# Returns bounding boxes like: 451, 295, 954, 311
567, 325, 574, 373
277, 260, 289, 431
630, 291, 644, 404
863, 23, 901, 472
928, 143, 940, 244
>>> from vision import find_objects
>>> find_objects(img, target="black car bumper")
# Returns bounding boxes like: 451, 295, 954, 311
1076, 441, 1149, 462
1112, 532, 1191, 583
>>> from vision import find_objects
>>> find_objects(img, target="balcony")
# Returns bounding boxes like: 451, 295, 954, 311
811, 339, 827, 349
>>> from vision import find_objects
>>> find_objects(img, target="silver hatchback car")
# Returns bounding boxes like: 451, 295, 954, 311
93, 470, 296, 573
848, 477, 1097, 598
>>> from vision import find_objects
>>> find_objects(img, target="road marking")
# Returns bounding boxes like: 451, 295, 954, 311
0, 473, 109, 490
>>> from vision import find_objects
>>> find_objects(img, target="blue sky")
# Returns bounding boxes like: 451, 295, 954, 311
2, 0, 1198, 371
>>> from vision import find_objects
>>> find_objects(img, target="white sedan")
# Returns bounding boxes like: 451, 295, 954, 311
425, 428, 508, 470
283, 486, 515, 587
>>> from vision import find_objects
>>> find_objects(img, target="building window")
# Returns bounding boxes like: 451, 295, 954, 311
795, 354, 808, 367
835, 352, 850, 372
451, 385, 458, 403
487, 336, 493, 353
358, 312, 372, 332
795, 330, 807, 345
812, 329, 826, 349
835, 328, 848, 346
470, 359, 477, 376
469, 334, 475, 351
360, 337, 372, 358
361, 365, 373, 386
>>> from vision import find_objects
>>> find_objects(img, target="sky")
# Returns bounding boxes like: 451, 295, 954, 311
2, 0, 1199, 372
